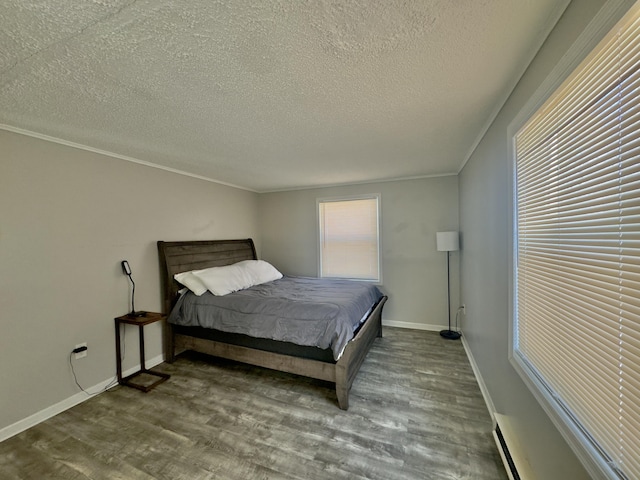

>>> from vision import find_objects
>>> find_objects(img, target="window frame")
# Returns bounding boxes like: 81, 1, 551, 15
316, 193, 382, 283
507, 1, 639, 479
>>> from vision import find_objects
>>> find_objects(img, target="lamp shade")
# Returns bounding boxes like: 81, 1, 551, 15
436, 231, 459, 252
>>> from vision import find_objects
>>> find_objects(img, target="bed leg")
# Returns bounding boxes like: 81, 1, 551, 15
336, 383, 349, 410
166, 323, 176, 363
335, 363, 349, 410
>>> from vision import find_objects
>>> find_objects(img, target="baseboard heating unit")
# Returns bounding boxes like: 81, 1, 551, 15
493, 413, 533, 480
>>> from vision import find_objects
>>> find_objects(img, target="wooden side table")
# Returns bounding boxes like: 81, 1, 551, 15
114, 312, 170, 392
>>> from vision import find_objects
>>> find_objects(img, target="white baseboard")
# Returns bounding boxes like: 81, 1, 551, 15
461, 335, 497, 424
2, 328, 496, 447
0, 354, 164, 443
382, 319, 444, 331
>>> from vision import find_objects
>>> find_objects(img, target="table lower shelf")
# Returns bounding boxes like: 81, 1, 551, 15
120, 369, 170, 393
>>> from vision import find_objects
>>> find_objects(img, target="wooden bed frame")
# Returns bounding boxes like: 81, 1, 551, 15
157, 238, 387, 410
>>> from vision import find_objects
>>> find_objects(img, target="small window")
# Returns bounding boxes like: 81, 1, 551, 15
318, 195, 381, 282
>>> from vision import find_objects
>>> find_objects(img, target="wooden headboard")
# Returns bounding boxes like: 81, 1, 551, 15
157, 238, 257, 314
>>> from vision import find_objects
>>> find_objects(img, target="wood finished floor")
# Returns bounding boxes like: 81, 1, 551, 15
0, 328, 507, 480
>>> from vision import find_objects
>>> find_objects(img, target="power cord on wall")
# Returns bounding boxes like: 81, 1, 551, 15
69, 325, 126, 396
454, 306, 464, 334
69, 352, 118, 396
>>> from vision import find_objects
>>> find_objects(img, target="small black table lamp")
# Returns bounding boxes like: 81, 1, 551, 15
121, 260, 146, 318
437, 232, 460, 340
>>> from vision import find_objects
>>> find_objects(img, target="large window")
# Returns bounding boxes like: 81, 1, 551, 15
513, 3, 640, 479
318, 195, 381, 282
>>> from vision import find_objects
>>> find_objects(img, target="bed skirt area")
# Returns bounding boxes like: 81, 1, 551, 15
170, 324, 336, 363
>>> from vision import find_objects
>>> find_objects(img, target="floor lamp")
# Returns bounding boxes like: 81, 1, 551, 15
437, 231, 460, 340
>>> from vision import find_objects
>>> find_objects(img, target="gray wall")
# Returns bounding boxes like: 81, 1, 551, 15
459, 0, 609, 478
1, 139, 459, 434
258, 176, 459, 330
0, 129, 260, 432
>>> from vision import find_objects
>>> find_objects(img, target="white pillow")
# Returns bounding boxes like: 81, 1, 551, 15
174, 271, 208, 296
193, 263, 255, 296
237, 260, 283, 285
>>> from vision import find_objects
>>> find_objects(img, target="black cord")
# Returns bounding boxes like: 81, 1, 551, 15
68, 352, 90, 395
127, 273, 136, 314
69, 352, 119, 396
455, 307, 463, 333
120, 322, 126, 359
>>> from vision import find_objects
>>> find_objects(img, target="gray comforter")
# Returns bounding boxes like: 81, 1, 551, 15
167, 276, 383, 360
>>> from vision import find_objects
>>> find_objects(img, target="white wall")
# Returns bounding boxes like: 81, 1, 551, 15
0, 129, 259, 434
258, 176, 459, 330
459, 0, 610, 478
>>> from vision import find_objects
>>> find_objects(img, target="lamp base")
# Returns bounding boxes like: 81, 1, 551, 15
440, 329, 461, 340
127, 311, 147, 318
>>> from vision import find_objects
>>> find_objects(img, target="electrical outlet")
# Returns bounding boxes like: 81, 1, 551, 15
74, 342, 88, 359
461, 304, 466, 315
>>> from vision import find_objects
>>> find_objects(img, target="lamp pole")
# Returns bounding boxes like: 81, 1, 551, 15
440, 250, 460, 339
436, 231, 460, 340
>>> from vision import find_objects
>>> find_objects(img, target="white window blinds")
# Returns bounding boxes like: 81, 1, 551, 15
514, 3, 640, 479
318, 196, 380, 281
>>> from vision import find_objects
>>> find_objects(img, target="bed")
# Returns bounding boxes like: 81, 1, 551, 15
157, 238, 387, 410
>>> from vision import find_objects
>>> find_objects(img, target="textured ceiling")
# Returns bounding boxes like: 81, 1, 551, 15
0, 1, 567, 192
